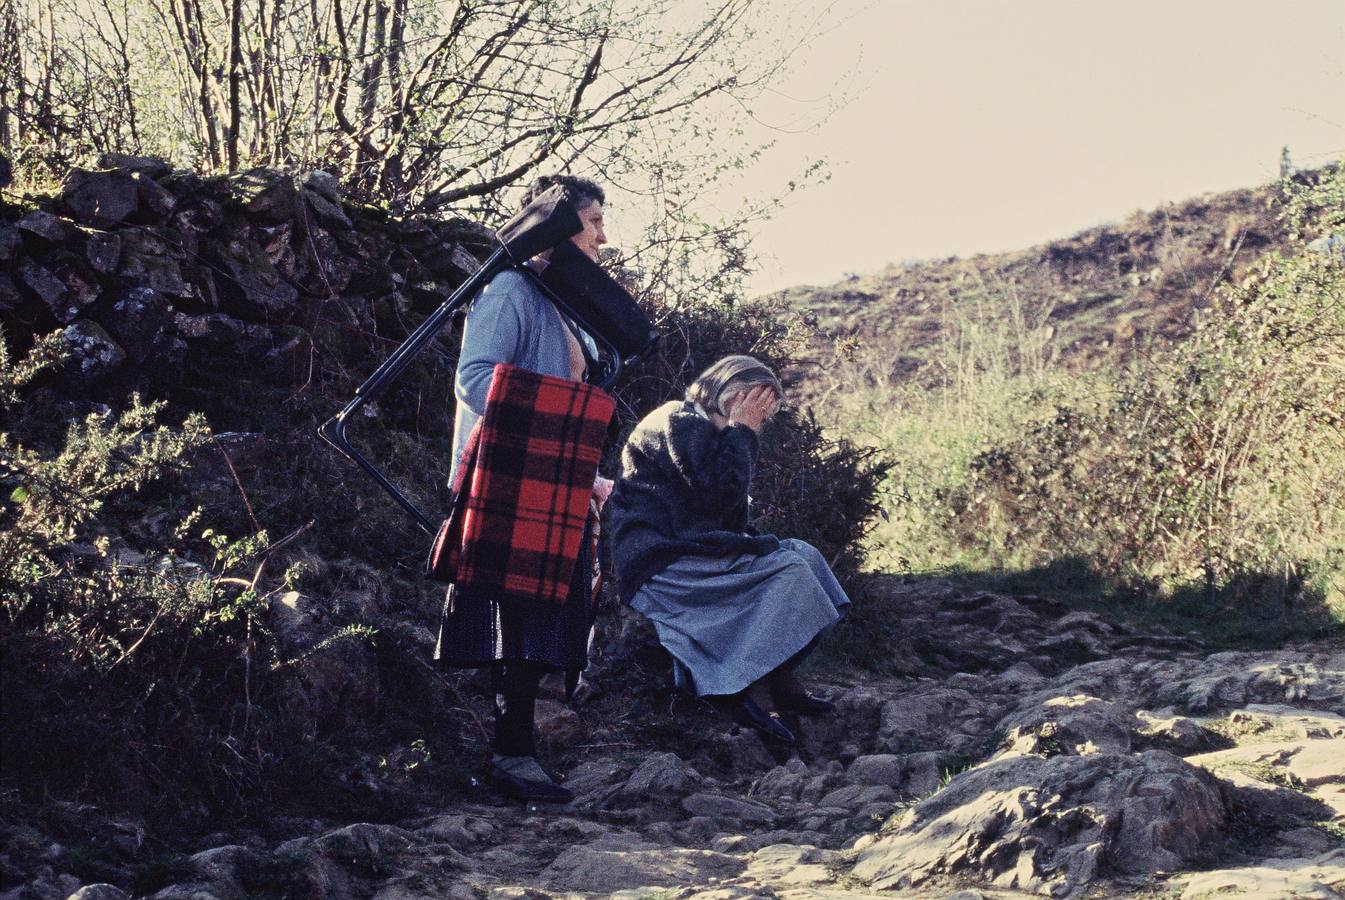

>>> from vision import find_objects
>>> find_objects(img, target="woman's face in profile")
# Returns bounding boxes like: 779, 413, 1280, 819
570, 201, 607, 263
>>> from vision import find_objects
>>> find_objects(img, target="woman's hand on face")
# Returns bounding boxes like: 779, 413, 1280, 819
726, 385, 780, 432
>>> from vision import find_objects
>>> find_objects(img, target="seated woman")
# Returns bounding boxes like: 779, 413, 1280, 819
607, 355, 851, 743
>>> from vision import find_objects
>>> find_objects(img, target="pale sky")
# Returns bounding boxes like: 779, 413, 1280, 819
666, 0, 1345, 296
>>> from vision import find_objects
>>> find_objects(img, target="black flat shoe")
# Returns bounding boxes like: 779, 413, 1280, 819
775, 691, 835, 716
733, 696, 796, 744
486, 763, 573, 803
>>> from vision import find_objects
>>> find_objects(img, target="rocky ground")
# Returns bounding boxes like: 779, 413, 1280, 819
11, 579, 1341, 900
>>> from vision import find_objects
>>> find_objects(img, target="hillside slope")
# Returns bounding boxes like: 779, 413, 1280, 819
769, 183, 1287, 386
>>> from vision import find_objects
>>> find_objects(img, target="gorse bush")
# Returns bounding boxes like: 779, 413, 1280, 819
614, 292, 891, 581
0, 333, 285, 822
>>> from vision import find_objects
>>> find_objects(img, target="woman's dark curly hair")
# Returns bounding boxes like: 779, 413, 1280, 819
520, 174, 605, 211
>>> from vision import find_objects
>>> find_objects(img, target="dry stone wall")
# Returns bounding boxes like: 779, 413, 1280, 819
0, 156, 492, 401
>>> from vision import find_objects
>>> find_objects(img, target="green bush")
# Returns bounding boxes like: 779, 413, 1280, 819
0, 333, 283, 822
952, 167, 1345, 609
824, 162, 1345, 640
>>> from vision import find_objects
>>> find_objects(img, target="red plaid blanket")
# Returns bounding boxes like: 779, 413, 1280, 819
427, 363, 614, 606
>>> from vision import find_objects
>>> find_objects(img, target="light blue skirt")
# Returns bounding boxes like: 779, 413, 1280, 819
629, 538, 851, 696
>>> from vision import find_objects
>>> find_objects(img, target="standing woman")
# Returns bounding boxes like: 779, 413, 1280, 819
608, 355, 851, 744
434, 175, 611, 802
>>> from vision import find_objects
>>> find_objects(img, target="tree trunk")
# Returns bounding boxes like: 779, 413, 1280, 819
0, 0, 19, 146
379, 0, 405, 195
224, 0, 242, 169
354, 0, 384, 187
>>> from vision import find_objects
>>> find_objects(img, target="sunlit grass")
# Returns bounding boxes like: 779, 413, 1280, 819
811, 168, 1345, 649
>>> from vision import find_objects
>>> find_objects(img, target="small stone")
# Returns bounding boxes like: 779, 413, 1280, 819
229, 169, 300, 225
68, 885, 132, 900
129, 254, 192, 298
96, 152, 171, 177
620, 753, 703, 800
173, 195, 224, 232
0, 272, 20, 311
15, 259, 72, 321
211, 238, 300, 320
717, 729, 780, 773
799, 772, 843, 804
159, 170, 206, 197
16, 209, 78, 243
416, 814, 497, 850
82, 230, 122, 274
417, 241, 480, 281
301, 170, 343, 203
311, 822, 416, 864
1138, 712, 1209, 751
751, 765, 805, 801
404, 279, 452, 312
679, 816, 718, 842
0, 222, 22, 263
846, 754, 907, 786
998, 694, 1139, 757
134, 172, 178, 221
49, 252, 102, 314
174, 312, 248, 344
60, 320, 126, 384
294, 226, 354, 296
817, 783, 896, 808
99, 287, 179, 364
61, 168, 141, 227
255, 221, 295, 271
681, 792, 777, 825
190, 844, 261, 885
562, 758, 628, 803
303, 188, 352, 228
534, 699, 584, 750
852, 750, 1229, 894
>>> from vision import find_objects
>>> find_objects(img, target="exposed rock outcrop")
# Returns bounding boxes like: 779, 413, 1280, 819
853, 750, 1231, 894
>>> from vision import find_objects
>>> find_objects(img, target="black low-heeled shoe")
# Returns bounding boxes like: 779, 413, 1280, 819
775, 691, 835, 716
733, 696, 796, 744
486, 763, 574, 803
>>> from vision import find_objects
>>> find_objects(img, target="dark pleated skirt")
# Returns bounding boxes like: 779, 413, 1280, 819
433, 516, 596, 672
